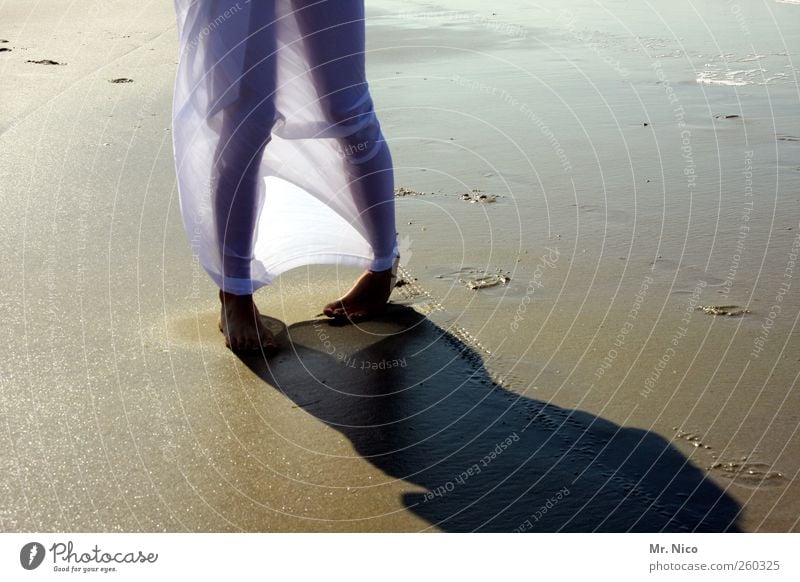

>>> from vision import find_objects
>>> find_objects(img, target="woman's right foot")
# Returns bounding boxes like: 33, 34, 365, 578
322, 266, 395, 321
218, 290, 279, 352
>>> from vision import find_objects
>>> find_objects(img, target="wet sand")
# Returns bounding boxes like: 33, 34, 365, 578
1, 0, 798, 531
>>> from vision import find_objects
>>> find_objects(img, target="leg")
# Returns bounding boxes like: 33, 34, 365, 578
291, 0, 399, 320
210, 3, 280, 350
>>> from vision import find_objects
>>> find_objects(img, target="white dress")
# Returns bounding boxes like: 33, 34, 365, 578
171, 0, 398, 295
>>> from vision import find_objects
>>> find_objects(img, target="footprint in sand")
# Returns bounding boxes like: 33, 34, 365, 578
436, 267, 511, 290
672, 428, 786, 490
26, 58, 65, 65
673, 428, 713, 450
696, 304, 750, 316
394, 186, 426, 197
461, 189, 498, 204
707, 460, 787, 489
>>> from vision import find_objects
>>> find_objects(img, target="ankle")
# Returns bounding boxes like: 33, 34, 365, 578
219, 290, 254, 304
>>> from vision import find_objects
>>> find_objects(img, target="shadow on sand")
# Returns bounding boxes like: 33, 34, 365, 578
241, 306, 741, 532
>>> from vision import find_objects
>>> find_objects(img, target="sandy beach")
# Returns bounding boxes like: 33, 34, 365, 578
1, 0, 799, 532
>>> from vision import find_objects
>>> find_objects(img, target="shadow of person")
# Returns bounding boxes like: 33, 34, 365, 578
240, 305, 741, 532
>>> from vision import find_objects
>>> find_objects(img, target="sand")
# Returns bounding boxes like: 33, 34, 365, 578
1, 0, 798, 532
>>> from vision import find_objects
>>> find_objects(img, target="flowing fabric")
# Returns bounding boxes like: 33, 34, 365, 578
171, 0, 398, 295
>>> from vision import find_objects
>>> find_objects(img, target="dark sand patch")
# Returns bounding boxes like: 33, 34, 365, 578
26, 58, 64, 65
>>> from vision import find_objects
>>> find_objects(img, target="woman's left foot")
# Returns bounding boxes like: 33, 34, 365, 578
323, 267, 395, 321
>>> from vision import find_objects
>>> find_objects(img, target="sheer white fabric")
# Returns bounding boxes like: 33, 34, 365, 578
171, 0, 398, 295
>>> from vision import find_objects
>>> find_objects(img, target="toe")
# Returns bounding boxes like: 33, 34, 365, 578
259, 333, 277, 351
222, 329, 235, 350
233, 333, 253, 353
324, 301, 343, 318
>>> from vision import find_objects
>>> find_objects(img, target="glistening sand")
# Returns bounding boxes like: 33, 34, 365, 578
0, 0, 798, 531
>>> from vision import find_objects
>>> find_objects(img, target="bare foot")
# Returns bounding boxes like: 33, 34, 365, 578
218, 290, 279, 352
322, 267, 395, 321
